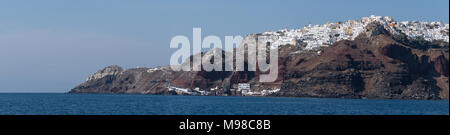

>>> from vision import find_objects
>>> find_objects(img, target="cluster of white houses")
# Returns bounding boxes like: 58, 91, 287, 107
160, 15, 449, 96
230, 83, 280, 96
168, 86, 211, 95
167, 83, 280, 96
261, 15, 449, 50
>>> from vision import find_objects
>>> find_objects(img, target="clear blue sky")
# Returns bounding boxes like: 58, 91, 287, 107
0, 0, 448, 92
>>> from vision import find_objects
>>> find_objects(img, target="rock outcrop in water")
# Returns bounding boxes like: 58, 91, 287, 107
69, 21, 449, 100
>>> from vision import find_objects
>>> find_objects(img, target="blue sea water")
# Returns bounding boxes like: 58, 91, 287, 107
0, 93, 448, 115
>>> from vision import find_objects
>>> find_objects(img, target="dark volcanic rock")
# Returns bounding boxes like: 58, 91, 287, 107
70, 24, 449, 100
433, 55, 449, 76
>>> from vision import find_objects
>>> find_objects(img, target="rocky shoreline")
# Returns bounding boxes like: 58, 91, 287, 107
69, 20, 449, 100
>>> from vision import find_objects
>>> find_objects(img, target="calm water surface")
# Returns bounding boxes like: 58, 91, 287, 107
0, 93, 448, 115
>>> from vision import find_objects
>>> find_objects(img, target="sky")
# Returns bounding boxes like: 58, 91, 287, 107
0, 0, 448, 92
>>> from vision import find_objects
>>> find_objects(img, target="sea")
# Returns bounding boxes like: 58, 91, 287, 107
0, 93, 448, 115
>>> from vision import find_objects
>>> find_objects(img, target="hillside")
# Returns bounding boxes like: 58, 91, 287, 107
69, 16, 449, 100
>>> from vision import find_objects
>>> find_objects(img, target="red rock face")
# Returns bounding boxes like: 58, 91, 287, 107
380, 44, 434, 76
433, 55, 449, 77
70, 23, 449, 100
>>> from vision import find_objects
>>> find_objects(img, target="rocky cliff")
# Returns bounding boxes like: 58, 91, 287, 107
69, 23, 449, 100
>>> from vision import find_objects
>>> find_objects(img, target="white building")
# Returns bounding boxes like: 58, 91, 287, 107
258, 15, 449, 51
238, 83, 251, 95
